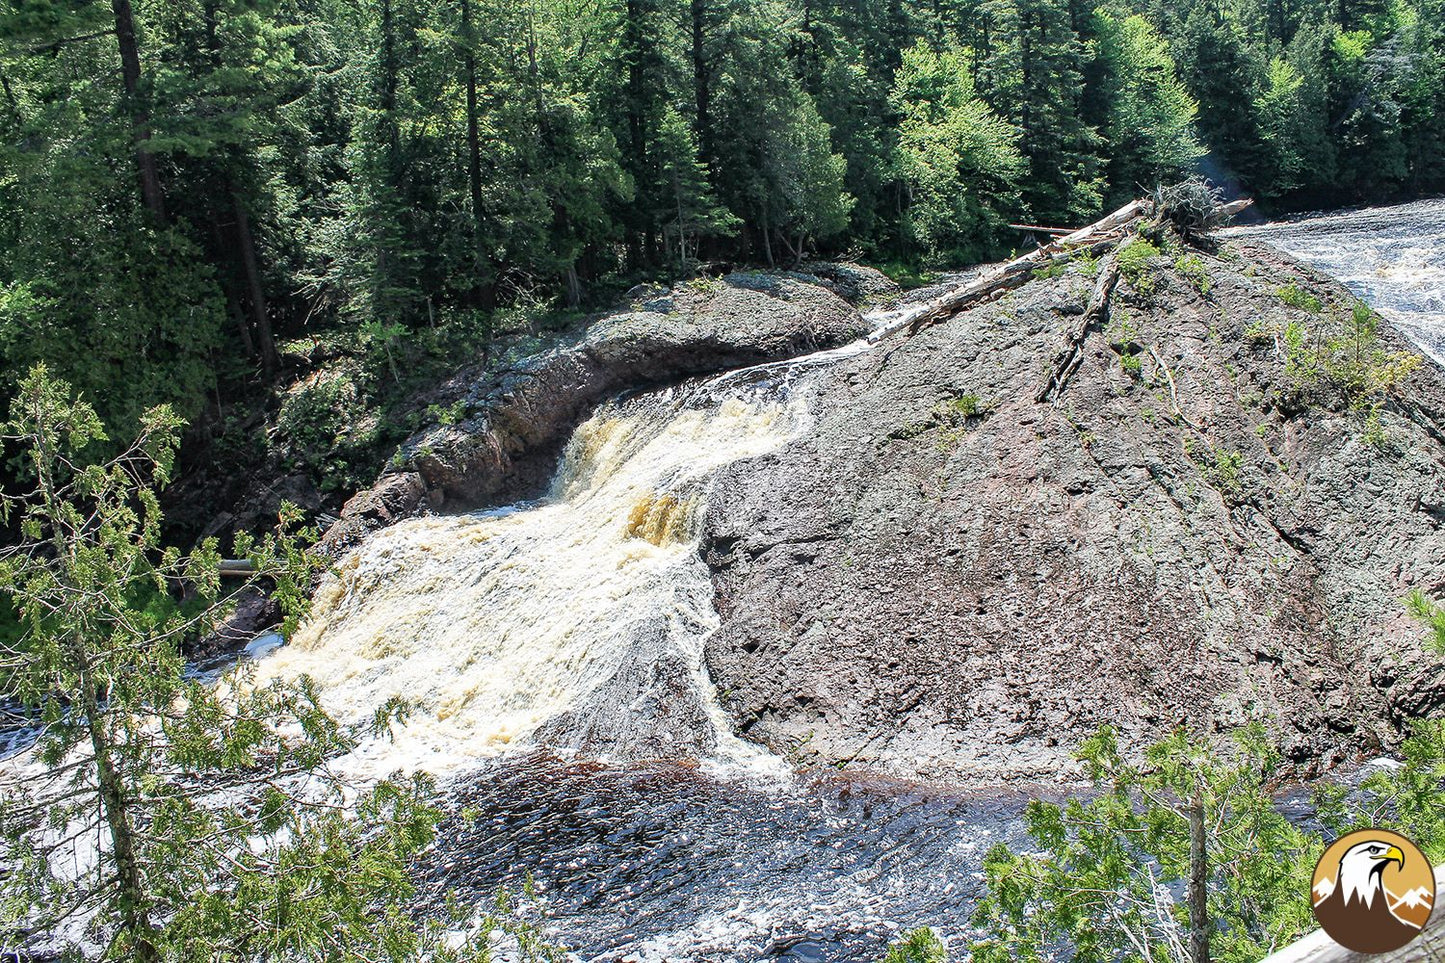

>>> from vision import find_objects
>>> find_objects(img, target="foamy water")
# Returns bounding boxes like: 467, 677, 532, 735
1226, 198, 1445, 364
267, 389, 807, 777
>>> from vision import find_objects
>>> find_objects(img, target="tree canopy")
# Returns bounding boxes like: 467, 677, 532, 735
3, 0, 1443, 438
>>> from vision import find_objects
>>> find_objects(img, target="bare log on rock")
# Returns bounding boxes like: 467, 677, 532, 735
1052, 199, 1150, 247
1036, 252, 1121, 405
1009, 223, 1072, 235
869, 199, 1149, 342
1216, 198, 1254, 221
871, 195, 1247, 343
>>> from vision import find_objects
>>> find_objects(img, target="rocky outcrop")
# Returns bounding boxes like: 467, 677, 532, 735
702, 239, 1445, 782
316, 471, 429, 558
317, 270, 877, 556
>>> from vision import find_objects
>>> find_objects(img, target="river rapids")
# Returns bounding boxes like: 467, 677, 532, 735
273, 198, 1445, 960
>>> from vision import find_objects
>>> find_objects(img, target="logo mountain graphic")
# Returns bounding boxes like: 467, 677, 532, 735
1387, 885, 1435, 929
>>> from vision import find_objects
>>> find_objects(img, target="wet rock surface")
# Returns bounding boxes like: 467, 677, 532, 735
319, 271, 875, 552
703, 240, 1445, 782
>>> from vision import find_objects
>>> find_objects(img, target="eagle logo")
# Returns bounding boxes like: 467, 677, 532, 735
1311, 828, 1436, 954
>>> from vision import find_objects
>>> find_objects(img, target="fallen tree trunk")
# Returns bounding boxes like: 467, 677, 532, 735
1036, 251, 1121, 404
1217, 198, 1254, 220
869, 199, 1149, 343
867, 194, 1251, 344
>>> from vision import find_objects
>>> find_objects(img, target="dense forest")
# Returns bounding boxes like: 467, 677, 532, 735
2, 0, 1444, 440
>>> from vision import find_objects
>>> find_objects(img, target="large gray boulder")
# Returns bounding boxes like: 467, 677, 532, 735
702, 241, 1445, 781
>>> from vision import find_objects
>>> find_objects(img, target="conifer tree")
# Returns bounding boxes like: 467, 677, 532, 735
0, 366, 534, 960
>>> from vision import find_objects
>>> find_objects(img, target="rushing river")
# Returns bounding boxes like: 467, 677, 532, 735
257, 293, 1048, 959
1225, 197, 1445, 364
11, 200, 1440, 960
274, 198, 1445, 960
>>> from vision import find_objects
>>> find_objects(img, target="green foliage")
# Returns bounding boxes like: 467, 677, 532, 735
1094, 13, 1205, 198
1174, 254, 1211, 294
427, 400, 469, 427
1277, 284, 1323, 313
271, 365, 387, 495
1405, 588, 1445, 656
1117, 239, 1162, 293
1324, 305, 1422, 404
360, 320, 410, 384
971, 589, 1445, 963
2, 0, 1444, 451
888, 392, 992, 443
980, 0, 1105, 224
880, 927, 948, 962
1032, 259, 1072, 280
1282, 318, 1321, 392
973, 725, 1322, 963
945, 394, 986, 418
764, 90, 857, 250
0, 366, 540, 960
1325, 718, 1445, 863
1199, 445, 1245, 502
875, 262, 941, 291
1273, 301, 1421, 419
890, 41, 1024, 262
657, 107, 740, 269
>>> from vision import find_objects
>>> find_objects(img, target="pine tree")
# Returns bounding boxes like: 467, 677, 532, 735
0, 366, 549, 960
656, 106, 738, 269
981, 0, 1104, 223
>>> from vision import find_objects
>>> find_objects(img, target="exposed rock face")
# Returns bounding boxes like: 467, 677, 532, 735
702, 241, 1445, 782
317, 471, 428, 558
188, 586, 281, 661
318, 271, 875, 554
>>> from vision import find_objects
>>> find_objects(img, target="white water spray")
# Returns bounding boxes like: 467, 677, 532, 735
267, 383, 811, 777
1226, 198, 1445, 365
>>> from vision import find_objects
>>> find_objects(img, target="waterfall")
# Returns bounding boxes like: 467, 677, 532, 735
267, 377, 813, 777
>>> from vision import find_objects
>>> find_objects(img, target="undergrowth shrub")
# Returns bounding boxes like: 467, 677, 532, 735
1117, 239, 1161, 294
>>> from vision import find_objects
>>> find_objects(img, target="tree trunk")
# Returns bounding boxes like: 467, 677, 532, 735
0, 70, 20, 125
111, 0, 166, 221
1188, 792, 1210, 963
379, 0, 403, 177
208, 209, 257, 358
81, 677, 156, 962
564, 264, 582, 308
1036, 249, 1119, 402
232, 194, 279, 374
623, 0, 652, 269
460, 0, 489, 300
689, 0, 713, 166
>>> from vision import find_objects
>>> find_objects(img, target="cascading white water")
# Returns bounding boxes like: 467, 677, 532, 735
266, 380, 810, 777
